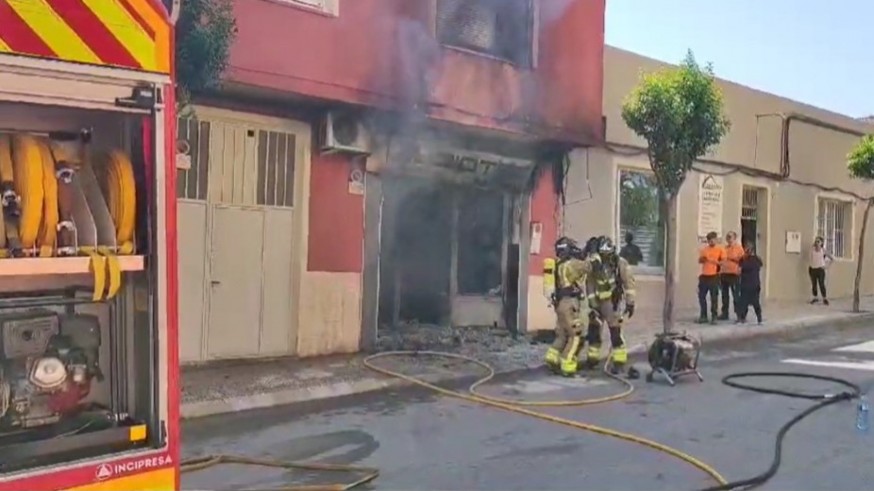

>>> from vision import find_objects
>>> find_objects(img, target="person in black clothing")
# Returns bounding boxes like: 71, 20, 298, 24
737, 242, 763, 324
619, 232, 644, 266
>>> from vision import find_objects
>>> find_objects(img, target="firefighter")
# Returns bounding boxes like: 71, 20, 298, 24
583, 236, 638, 377
544, 236, 592, 376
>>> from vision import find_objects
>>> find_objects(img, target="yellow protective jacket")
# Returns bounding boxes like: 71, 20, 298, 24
587, 255, 636, 305
554, 256, 593, 299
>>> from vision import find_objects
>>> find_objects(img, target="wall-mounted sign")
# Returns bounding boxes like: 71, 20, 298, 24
785, 230, 802, 253
697, 173, 724, 238
530, 222, 543, 255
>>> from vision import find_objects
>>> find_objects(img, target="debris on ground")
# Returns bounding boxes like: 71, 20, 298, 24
375, 323, 548, 373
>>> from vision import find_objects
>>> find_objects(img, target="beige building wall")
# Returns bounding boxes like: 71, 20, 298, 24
564, 46, 874, 319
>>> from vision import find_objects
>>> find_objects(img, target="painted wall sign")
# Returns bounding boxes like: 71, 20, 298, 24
697, 173, 724, 239
530, 222, 543, 255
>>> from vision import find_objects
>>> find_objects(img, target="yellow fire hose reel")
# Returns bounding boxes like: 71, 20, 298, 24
0, 132, 138, 302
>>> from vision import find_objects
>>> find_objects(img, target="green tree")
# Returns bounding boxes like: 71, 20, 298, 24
175, 0, 237, 109
621, 50, 731, 332
848, 134, 874, 312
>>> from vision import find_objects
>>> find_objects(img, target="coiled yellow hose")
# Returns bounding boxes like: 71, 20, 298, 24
36, 138, 59, 257
94, 149, 136, 255
0, 132, 136, 301
363, 350, 728, 488
11, 134, 44, 251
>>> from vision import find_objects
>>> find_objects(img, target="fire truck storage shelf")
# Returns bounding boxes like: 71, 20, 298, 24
0, 256, 144, 277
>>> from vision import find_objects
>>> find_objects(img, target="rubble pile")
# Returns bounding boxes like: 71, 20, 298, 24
376, 323, 547, 373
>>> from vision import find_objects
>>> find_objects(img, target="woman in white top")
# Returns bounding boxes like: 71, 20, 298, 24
809, 236, 833, 305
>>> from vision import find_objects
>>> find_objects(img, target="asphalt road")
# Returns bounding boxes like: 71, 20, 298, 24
181, 325, 874, 491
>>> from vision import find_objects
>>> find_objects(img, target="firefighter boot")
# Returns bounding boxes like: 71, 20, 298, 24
544, 347, 561, 373
559, 333, 582, 376
560, 355, 579, 377
609, 346, 628, 375
585, 345, 601, 370
608, 326, 628, 375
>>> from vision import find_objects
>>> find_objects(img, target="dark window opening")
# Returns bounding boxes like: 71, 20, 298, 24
436, 0, 534, 67
457, 189, 504, 295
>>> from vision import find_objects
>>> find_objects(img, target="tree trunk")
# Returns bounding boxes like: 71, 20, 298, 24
662, 194, 679, 333
853, 199, 873, 312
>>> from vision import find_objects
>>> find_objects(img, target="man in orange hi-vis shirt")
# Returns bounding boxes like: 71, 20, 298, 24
719, 231, 745, 320
698, 231, 726, 324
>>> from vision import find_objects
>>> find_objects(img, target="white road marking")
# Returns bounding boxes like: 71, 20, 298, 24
832, 340, 874, 353
782, 358, 874, 372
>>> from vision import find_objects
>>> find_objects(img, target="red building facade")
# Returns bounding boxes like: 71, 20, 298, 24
178, 0, 606, 361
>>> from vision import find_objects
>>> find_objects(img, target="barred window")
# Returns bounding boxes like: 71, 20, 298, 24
176, 117, 210, 201
256, 130, 296, 207
816, 197, 853, 258
436, 0, 534, 67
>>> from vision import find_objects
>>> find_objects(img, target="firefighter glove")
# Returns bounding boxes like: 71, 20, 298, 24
624, 303, 635, 318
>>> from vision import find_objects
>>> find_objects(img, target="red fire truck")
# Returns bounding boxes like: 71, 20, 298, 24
0, 0, 179, 489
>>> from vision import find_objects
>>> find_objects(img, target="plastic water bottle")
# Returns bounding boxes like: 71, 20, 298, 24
857, 396, 869, 433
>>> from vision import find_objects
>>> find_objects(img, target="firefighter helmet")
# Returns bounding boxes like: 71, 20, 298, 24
598, 236, 616, 255
555, 236, 581, 260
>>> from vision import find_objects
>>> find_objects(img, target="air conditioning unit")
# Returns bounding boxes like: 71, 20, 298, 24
320, 111, 371, 155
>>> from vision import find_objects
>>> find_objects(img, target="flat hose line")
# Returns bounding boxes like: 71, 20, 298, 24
700, 371, 861, 491
178, 356, 861, 491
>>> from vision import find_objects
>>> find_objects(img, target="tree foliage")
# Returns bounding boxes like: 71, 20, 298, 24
848, 134, 874, 313
620, 50, 731, 331
848, 134, 874, 180
621, 51, 731, 196
175, 0, 237, 106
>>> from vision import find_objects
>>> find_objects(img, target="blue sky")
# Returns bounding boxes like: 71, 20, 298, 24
605, 1, 872, 118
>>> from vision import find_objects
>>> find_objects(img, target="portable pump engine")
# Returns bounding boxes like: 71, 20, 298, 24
0, 310, 101, 432
645, 331, 703, 386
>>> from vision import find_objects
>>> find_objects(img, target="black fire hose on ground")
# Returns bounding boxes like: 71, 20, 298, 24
698, 372, 862, 491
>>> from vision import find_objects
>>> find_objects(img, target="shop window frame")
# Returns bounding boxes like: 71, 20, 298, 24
615, 166, 667, 277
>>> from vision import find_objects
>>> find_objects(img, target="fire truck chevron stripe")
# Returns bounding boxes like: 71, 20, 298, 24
0, 0, 169, 73
6, 0, 102, 65
117, 0, 156, 39
0, 2, 55, 58
124, 0, 170, 72
81, 0, 156, 71
50, 0, 141, 69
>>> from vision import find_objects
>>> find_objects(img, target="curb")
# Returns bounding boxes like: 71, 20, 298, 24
181, 312, 874, 420
685, 310, 874, 346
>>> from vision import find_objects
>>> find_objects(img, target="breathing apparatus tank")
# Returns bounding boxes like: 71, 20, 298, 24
542, 257, 556, 303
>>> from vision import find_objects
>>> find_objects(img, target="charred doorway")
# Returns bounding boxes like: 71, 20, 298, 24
454, 188, 508, 327
378, 178, 453, 326
377, 178, 515, 329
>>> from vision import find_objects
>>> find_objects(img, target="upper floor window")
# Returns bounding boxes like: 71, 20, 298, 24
280, 0, 339, 16
436, 0, 534, 67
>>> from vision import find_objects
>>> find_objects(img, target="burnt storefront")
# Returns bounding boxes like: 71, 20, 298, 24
362, 127, 558, 342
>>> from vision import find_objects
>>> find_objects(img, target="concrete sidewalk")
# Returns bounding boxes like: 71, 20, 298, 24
181, 296, 874, 419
